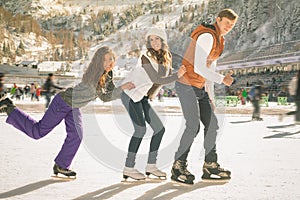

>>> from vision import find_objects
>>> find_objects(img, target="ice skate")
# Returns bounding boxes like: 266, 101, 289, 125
201, 162, 231, 181
0, 98, 12, 110
252, 116, 263, 121
145, 164, 167, 180
52, 163, 76, 179
0, 98, 15, 114
171, 160, 195, 185
0, 93, 7, 102
123, 167, 146, 181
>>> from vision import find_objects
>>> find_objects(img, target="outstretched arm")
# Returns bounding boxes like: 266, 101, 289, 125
141, 55, 178, 85
96, 72, 135, 102
52, 83, 64, 90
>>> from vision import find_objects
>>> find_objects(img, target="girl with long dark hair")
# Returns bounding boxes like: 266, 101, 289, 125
0, 46, 135, 178
121, 27, 186, 180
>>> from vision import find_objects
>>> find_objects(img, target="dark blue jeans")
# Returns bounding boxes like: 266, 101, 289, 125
45, 92, 52, 108
121, 92, 165, 168
174, 81, 219, 162
251, 99, 260, 118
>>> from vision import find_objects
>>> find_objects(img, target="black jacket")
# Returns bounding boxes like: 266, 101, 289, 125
43, 78, 63, 93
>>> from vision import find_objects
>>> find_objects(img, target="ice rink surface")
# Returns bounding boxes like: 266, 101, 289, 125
0, 98, 300, 200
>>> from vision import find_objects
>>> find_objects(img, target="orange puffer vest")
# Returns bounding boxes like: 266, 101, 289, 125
178, 23, 224, 89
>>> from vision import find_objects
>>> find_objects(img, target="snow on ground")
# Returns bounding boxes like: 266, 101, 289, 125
0, 98, 300, 199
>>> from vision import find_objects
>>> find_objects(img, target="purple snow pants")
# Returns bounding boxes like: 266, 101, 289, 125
6, 94, 83, 169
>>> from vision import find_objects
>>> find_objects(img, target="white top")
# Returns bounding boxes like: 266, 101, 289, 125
194, 33, 225, 101
122, 52, 161, 102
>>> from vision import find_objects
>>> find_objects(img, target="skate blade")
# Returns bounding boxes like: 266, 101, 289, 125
146, 174, 167, 181
171, 176, 194, 186
0, 105, 6, 110
121, 179, 146, 184
171, 179, 194, 186
121, 175, 146, 184
51, 175, 76, 181
170, 174, 194, 185
0, 94, 7, 102
201, 178, 230, 183
145, 177, 167, 182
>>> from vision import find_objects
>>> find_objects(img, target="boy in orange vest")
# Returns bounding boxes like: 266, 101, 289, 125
171, 9, 238, 184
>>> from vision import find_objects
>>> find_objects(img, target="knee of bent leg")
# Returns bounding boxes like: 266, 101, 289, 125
152, 123, 165, 134
133, 125, 147, 138
204, 118, 219, 133
160, 126, 165, 134
74, 124, 83, 139
156, 126, 165, 136
210, 116, 219, 130
77, 130, 83, 141
186, 120, 200, 134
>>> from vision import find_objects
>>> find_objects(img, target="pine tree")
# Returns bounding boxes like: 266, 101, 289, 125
2, 43, 7, 56
152, 16, 156, 24
16, 40, 25, 56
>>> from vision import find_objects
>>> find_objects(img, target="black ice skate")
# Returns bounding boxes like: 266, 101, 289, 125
171, 160, 195, 185
52, 163, 76, 179
0, 93, 7, 102
201, 162, 231, 181
252, 116, 263, 121
0, 98, 12, 110
0, 98, 15, 114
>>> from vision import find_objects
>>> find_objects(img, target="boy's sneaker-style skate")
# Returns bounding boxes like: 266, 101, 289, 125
53, 163, 76, 179
171, 160, 195, 185
201, 161, 231, 181
123, 167, 146, 181
145, 164, 167, 179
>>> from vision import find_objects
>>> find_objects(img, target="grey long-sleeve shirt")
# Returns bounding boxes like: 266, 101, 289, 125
59, 71, 123, 108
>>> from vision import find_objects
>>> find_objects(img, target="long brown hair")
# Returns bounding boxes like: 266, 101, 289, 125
81, 46, 114, 88
145, 36, 172, 69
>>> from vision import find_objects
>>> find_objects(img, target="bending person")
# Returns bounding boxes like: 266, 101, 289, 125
0, 46, 135, 178
121, 26, 186, 180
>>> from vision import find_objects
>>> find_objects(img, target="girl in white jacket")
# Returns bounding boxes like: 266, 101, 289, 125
121, 26, 186, 180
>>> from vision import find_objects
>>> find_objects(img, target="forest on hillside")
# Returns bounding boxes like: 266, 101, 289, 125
0, 0, 299, 64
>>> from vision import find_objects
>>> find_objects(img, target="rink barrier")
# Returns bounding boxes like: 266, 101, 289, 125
215, 96, 239, 107
215, 95, 270, 107
260, 96, 269, 107
277, 96, 288, 105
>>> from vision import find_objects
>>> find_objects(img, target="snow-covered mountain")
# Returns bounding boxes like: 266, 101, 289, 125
0, 0, 299, 69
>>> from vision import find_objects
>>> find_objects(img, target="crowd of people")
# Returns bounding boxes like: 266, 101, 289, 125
0, 73, 65, 108
227, 69, 298, 103
4, 82, 42, 102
